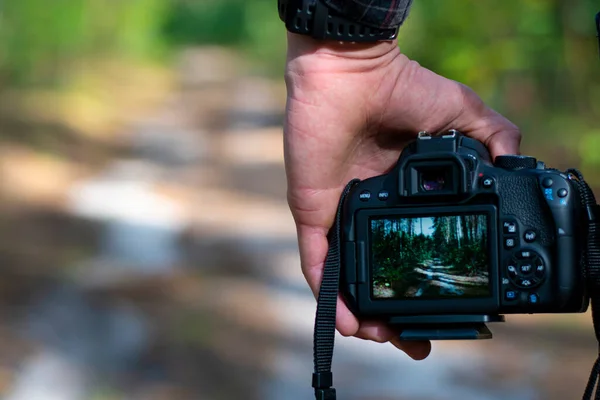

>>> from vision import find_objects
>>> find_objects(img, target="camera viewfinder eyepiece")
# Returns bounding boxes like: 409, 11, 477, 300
398, 131, 469, 198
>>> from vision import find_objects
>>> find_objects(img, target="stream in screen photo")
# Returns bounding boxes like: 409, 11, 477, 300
371, 214, 490, 300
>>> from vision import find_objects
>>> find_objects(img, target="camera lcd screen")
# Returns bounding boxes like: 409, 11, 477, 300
370, 213, 491, 300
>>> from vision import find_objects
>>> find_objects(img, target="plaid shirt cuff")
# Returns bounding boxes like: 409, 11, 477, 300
323, 0, 414, 29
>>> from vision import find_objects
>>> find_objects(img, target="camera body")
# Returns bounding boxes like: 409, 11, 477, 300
340, 131, 589, 323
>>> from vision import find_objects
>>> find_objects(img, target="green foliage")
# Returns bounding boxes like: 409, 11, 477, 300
162, 0, 248, 46
0, 0, 286, 87
0, 0, 170, 87
0, 0, 85, 85
1, 0, 598, 176
161, 0, 286, 75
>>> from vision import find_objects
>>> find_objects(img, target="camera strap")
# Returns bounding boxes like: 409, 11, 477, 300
567, 169, 600, 400
585, 14, 600, 398
312, 179, 360, 400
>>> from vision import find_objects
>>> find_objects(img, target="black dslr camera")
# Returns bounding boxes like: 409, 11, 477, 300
339, 130, 589, 339
310, 13, 600, 400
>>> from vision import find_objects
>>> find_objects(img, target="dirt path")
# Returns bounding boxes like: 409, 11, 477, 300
413, 266, 488, 286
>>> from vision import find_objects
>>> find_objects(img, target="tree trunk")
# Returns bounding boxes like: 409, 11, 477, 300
460, 216, 468, 245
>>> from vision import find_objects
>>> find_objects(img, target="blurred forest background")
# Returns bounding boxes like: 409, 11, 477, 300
1, 1, 599, 400
2, 0, 599, 172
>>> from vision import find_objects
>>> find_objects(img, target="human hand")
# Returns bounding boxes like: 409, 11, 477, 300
283, 33, 520, 360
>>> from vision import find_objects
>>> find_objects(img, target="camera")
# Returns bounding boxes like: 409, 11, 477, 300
309, 12, 600, 400
340, 130, 589, 338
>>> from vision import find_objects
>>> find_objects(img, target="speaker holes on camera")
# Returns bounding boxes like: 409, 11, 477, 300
463, 157, 475, 172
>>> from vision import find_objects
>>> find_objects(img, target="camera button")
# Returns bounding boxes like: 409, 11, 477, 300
517, 250, 533, 259
507, 264, 518, 278
359, 190, 371, 202
504, 237, 517, 249
524, 230, 537, 243
528, 293, 540, 305
481, 176, 494, 189
534, 261, 546, 278
504, 290, 518, 301
377, 190, 389, 201
542, 177, 554, 188
517, 278, 534, 288
503, 221, 518, 235
558, 188, 568, 198
519, 263, 533, 275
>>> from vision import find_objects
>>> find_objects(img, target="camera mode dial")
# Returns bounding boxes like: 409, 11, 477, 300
494, 155, 537, 170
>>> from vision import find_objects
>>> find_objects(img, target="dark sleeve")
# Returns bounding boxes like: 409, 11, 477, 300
323, 0, 414, 29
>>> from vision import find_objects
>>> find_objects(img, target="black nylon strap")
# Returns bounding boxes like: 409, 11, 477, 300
568, 169, 600, 400
584, 357, 600, 400
312, 179, 360, 400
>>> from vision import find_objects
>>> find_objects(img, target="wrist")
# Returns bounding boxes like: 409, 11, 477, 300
287, 32, 399, 59
286, 32, 403, 75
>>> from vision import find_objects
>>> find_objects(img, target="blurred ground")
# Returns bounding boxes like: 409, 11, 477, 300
0, 46, 598, 400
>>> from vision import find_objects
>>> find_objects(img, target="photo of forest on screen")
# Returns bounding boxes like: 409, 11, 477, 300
371, 214, 490, 300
